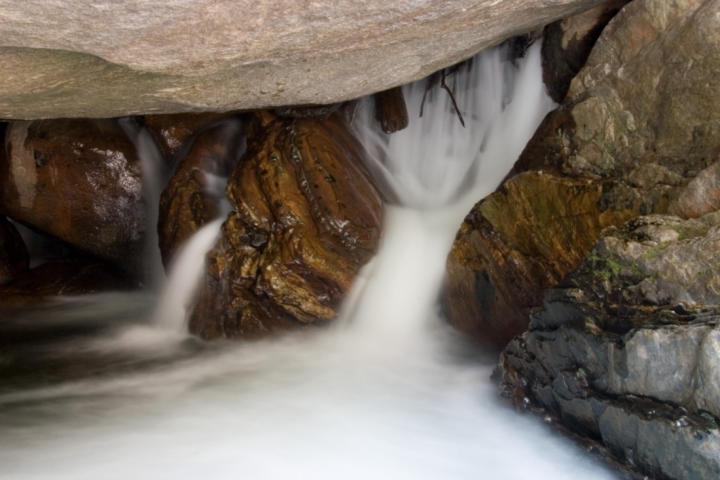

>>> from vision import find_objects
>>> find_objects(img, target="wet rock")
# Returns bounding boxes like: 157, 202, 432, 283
0, 259, 131, 309
374, 87, 409, 134
498, 213, 720, 479
0, 119, 146, 274
189, 113, 383, 339
444, 171, 634, 346
446, 0, 720, 345
0, 1, 606, 119
143, 112, 236, 162
541, 0, 628, 102
158, 119, 245, 267
0, 217, 29, 285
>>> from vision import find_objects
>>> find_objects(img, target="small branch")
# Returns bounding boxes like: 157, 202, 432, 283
441, 70, 465, 128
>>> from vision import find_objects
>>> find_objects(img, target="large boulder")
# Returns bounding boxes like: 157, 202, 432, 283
0, 0, 606, 119
444, 0, 720, 346
158, 118, 245, 267
189, 113, 383, 339
0, 119, 147, 274
498, 213, 720, 479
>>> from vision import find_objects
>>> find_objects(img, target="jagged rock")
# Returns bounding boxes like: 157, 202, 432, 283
0, 1, 608, 119
0, 259, 131, 309
445, 0, 720, 345
158, 118, 245, 267
541, 0, 628, 102
189, 113, 382, 339
444, 171, 634, 346
144, 112, 236, 162
670, 160, 720, 219
498, 212, 720, 479
0, 119, 146, 274
0, 217, 29, 285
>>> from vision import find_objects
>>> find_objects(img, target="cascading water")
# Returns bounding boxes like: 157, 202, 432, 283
0, 43, 618, 480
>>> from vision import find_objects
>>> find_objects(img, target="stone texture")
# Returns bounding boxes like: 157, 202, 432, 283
445, 0, 720, 346
144, 112, 237, 162
444, 171, 634, 346
541, 0, 628, 102
0, 216, 29, 285
498, 213, 720, 479
0, 119, 146, 274
189, 113, 382, 339
158, 118, 245, 267
0, 0, 603, 119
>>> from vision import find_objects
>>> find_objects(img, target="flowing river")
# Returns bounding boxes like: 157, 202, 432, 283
0, 43, 617, 479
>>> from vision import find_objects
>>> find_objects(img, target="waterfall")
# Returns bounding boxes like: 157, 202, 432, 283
0, 42, 617, 480
347, 42, 554, 348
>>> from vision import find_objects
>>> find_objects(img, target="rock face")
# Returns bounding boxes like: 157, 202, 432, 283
444, 0, 720, 346
158, 118, 245, 267
0, 217, 29, 285
498, 213, 720, 479
444, 171, 634, 346
541, 0, 628, 102
0, 0, 604, 119
0, 119, 146, 274
189, 113, 382, 339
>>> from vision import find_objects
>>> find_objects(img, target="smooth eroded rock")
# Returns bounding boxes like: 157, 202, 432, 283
0, 119, 146, 274
189, 113, 382, 339
444, 171, 634, 347
0, 0, 603, 118
158, 118, 245, 267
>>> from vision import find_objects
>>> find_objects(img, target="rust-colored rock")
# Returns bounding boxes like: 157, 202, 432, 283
444, 171, 634, 346
0, 119, 145, 274
158, 119, 245, 267
0, 259, 131, 309
189, 113, 383, 339
0, 217, 29, 285
144, 112, 235, 162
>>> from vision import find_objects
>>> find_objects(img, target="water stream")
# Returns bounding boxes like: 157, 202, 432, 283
0, 43, 617, 479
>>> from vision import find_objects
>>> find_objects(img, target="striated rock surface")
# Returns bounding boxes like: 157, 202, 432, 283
189, 113, 382, 339
498, 213, 720, 479
445, 0, 720, 345
444, 171, 634, 346
158, 118, 245, 267
0, 0, 603, 119
0, 119, 146, 274
0, 217, 29, 285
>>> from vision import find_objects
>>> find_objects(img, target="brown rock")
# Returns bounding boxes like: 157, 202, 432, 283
669, 161, 720, 219
445, 0, 720, 346
444, 171, 634, 346
189, 113, 383, 339
0, 217, 29, 285
374, 87, 409, 134
158, 119, 245, 267
0, 259, 131, 309
143, 112, 236, 162
0, 119, 146, 274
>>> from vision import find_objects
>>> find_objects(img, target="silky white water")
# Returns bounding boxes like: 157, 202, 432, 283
0, 43, 617, 479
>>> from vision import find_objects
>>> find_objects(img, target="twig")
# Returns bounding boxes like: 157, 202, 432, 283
441, 70, 465, 128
